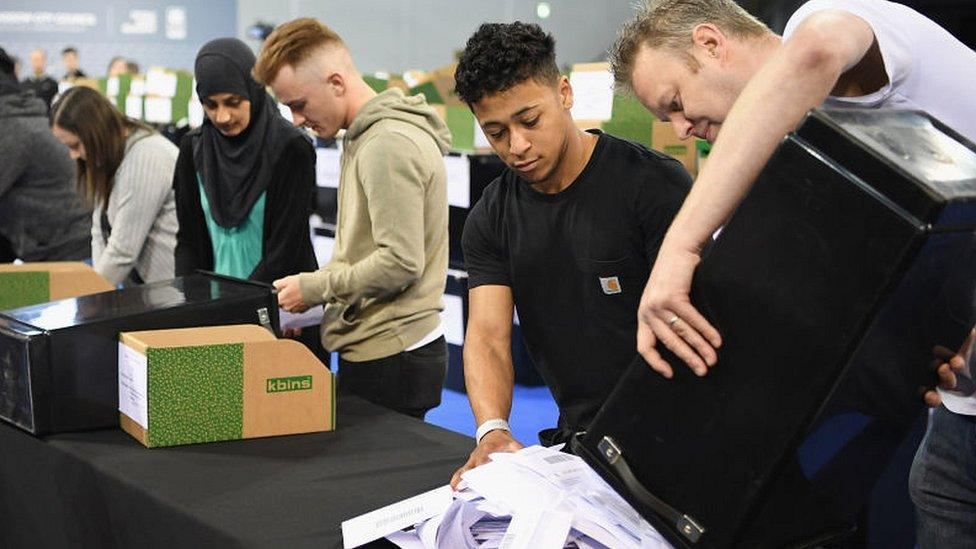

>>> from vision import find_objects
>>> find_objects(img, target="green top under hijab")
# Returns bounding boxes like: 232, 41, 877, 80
197, 173, 265, 279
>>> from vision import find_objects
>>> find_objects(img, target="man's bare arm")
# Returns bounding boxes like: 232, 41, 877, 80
451, 285, 523, 488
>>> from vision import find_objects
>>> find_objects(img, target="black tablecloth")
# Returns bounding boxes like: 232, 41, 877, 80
0, 396, 474, 548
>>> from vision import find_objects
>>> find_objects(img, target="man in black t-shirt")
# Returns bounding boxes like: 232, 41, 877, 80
450, 22, 691, 487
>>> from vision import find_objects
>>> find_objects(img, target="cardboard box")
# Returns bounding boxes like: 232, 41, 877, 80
651, 119, 698, 176
410, 62, 463, 107
0, 262, 114, 311
118, 324, 335, 448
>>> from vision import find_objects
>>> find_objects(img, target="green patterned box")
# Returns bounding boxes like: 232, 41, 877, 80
0, 262, 114, 311
0, 272, 49, 310
119, 325, 335, 448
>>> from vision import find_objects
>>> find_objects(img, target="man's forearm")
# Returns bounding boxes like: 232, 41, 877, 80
463, 335, 515, 425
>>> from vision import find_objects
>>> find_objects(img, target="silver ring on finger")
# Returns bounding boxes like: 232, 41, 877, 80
666, 314, 680, 327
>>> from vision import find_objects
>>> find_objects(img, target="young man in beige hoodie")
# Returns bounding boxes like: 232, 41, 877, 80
253, 18, 452, 419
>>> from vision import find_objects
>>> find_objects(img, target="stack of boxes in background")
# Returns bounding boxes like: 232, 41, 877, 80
99, 68, 194, 125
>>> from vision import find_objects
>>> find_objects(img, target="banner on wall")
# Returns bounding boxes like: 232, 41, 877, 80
0, 1, 233, 44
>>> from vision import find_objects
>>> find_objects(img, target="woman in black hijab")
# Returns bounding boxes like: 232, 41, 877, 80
173, 37, 317, 283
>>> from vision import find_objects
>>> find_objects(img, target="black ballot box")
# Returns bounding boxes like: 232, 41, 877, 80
0, 272, 279, 435
576, 109, 976, 548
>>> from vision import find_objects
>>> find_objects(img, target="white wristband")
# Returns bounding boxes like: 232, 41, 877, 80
475, 419, 511, 444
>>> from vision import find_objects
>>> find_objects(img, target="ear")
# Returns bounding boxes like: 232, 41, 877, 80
690, 23, 727, 62
557, 75, 573, 110
326, 71, 346, 96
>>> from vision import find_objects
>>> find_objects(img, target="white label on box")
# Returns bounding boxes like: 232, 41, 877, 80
118, 343, 149, 429
125, 95, 143, 119
341, 485, 452, 549
441, 293, 465, 346
569, 69, 614, 122
144, 97, 172, 123
444, 155, 470, 208
146, 68, 177, 98
316, 147, 342, 189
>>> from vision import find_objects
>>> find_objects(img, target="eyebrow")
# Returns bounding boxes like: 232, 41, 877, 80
481, 104, 540, 129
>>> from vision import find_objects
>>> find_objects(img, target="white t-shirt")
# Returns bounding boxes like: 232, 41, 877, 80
785, 0, 976, 143
786, 0, 976, 415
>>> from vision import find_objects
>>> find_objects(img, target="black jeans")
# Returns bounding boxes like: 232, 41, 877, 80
338, 336, 447, 420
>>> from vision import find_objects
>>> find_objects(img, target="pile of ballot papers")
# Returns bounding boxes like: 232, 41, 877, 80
341, 445, 670, 548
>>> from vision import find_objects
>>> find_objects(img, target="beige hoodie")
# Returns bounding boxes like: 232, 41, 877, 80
299, 88, 452, 361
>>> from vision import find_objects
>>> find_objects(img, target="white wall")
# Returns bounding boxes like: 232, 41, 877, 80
237, 0, 639, 74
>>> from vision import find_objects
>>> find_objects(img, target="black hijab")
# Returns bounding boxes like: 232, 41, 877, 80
192, 37, 303, 228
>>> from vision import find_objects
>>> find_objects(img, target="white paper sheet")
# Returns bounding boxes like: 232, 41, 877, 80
125, 95, 143, 120
188, 98, 204, 128
569, 69, 614, 121
146, 68, 177, 98
441, 293, 465, 346
144, 97, 172, 123
474, 120, 491, 149
118, 343, 148, 428
129, 78, 146, 97
444, 155, 471, 208
316, 147, 342, 189
279, 306, 324, 331
342, 485, 453, 549
312, 233, 335, 266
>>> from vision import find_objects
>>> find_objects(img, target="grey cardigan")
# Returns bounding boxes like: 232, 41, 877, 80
92, 130, 178, 285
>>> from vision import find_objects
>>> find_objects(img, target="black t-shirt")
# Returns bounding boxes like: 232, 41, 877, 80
462, 131, 692, 433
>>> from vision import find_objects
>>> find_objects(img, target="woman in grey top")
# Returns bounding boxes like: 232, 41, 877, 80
50, 86, 177, 285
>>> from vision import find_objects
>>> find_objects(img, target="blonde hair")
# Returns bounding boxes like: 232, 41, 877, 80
253, 17, 345, 84
610, 0, 769, 92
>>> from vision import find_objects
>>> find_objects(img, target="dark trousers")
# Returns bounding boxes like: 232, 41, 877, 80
338, 336, 447, 420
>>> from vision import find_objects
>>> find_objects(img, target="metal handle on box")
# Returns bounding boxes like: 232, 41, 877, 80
597, 436, 706, 544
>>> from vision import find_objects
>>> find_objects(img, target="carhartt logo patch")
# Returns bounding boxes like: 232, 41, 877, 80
599, 276, 622, 295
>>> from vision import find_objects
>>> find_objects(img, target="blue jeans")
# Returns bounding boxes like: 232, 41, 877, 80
909, 406, 976, 548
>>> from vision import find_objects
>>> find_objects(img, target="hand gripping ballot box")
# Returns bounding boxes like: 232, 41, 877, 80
0, 272, 279, 435
576, 109, 976, 548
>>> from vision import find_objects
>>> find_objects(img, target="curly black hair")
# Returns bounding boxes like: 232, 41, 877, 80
455, 22, 560, 105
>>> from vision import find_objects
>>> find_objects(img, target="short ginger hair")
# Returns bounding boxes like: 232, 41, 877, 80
253, 17, 345, 84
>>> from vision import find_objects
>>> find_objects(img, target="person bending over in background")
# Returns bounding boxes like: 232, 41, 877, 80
50, 87, 177, 286
173, 37, 317, 285
450, 22, 691, 487
254, 18, 452, 419
0, 46, 90, 263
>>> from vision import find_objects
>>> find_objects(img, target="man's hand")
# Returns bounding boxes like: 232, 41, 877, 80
637, 246, 722, 378
273, 275, 310, 313
450, 430, 523, 489
924, 328, 976, 407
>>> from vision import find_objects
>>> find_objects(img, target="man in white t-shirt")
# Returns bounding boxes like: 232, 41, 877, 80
611, 0, 976, 545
